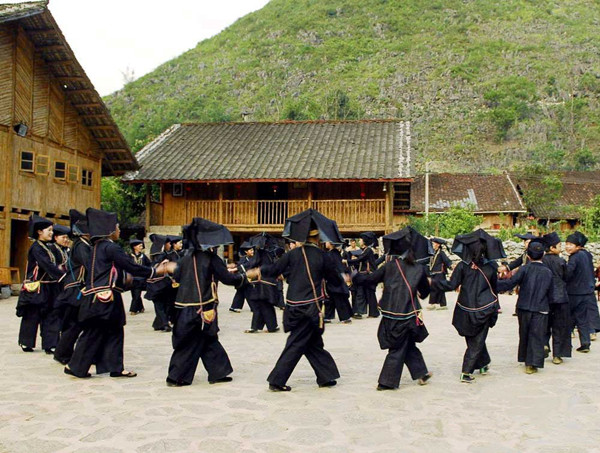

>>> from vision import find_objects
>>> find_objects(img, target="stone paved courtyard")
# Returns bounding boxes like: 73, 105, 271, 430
1, 287, 599, 453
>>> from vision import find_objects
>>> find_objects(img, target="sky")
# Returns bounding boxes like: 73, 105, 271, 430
0, 0, 271, 96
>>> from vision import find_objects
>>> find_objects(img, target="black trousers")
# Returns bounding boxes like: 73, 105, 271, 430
355, 284, 379, 317
378, 338, 428, 388
429, 274, 447, 306
129, 288, 145, 313
462, 324, 491, 374
324, 293, 352, 322
267, 316, 340, 387
152, 296, 170, 330
546, 303, 572, 358
18, 304, 58, 350
68, 321, 124, 377
54, 305, 83, 363
588, 295, 600, 333
167, 330, 233, 385
249, 299, 278, 331
569, 294, 592, 347
230, 288, 246, 310
517, 310, 548, 368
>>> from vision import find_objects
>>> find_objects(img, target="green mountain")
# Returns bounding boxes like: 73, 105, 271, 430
105, 0, 600, 173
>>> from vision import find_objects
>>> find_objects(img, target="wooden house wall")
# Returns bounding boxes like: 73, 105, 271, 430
0, 24, 104, 270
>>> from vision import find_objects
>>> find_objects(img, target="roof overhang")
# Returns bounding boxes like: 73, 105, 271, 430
0, 1, 137, 176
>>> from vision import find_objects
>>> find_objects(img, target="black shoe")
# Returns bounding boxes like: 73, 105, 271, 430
244, 329, 258, 333
544, 346, 550, 359
352, 313, 363, 319
376, 384, 395, 391
323, 318, 332, 324
110, 370, 137, 378
229, 308, 241, 313
20, 345, 34, 352
44, 348, 55, 355
576, 345, 591, 353
268, 327, 280, 333
340, 319, 352, 324
163, 326, 172, 333
54, 356, 69, 365
166, 377, 191, 387
269, 383, 292, 392
318, 380, 337, 388
64, 367, 91, 378
209, 376, 233, 384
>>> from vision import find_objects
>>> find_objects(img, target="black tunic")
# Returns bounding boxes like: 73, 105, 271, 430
355, 258, 430, 349
542, 254, 569, 304
171, 251, 244, 347
434, 261, 498, 337
56, 238, 91, 307
78, 240, 155, 326
17, 240, 65, 310
497, 262, 554, 312
565, 249, 596, 295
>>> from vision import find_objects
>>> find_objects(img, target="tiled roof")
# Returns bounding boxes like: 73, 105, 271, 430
513, 171, 600, 219
0, 1, 137, 176
0, 1, 46, 22
124, 120, 413, 182
411, 173, 526, 213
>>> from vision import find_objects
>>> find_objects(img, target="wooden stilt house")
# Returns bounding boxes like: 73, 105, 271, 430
0, 1, 137, 281
124, 120, 414, 261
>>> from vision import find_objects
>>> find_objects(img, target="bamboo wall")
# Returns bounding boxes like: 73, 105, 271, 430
0, 24, 103, 273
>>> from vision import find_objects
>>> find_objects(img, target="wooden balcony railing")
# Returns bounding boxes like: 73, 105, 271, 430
185, 199, 386, 230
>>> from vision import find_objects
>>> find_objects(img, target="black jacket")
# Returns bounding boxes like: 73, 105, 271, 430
239, 249, 277, 303
542, 254, 569, 304
326, 248, 350, 295
174, 250, 244, 305
354, 257, 429, 319
565, 249, 596, 295
260, 243, 344, 305
429, 249, 452, 275
434, 261, 499, 337
497, 262, 554, 312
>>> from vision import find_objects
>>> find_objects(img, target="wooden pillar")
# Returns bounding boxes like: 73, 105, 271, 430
307, 182, 313, 209
218, 185, 223, 224
145, 184, 151, 232
384, 182, 393, 234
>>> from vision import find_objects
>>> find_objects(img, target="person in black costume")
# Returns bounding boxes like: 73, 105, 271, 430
497, 241, 554, 374
353, 228, 433, 390
433, 230, 502, 383
65, 208, 167, 379
498, 233, 537, 315
350, 232, 379, 318
324, 241, 352, 324
42, 224, 71, 354
16, 215, 66, 353
145, 234, 173, 332
426, 238, 452, 310
240, 245, 280, 334
54, 210, 91, 365
230, 242, 253, 312
166, 218, 246, 387
541, 232, 572, 364
129, 239, 151, 315
565, 231, 598, 353
246, 228, 345, 392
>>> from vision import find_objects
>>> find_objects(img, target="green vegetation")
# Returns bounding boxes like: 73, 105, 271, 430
580, 195, 600, 241
406, 205, 483, 237
104, 0, 600, 174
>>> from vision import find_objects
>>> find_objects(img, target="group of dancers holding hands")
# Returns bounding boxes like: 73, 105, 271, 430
15, 206, 600, 390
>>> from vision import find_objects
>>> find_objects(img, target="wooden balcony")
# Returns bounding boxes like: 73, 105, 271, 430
184, 199, 388, 232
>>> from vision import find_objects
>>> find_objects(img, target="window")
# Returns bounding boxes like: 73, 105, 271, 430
54, 161, 67, 180
35, 155, 49, 176
67, 165, 79, 183
172, 183, 183, 197
81, 169, 93, 187
150, 184, 162, 203
20, 151, 34, 172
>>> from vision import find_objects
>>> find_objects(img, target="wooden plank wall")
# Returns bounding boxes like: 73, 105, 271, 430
0, 24, 106, 267
0, 26, 14, 126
